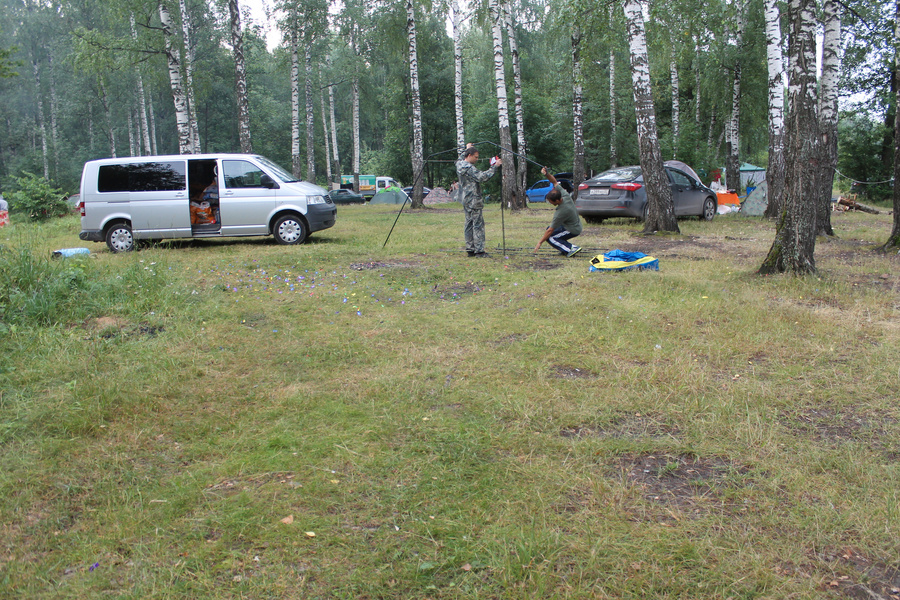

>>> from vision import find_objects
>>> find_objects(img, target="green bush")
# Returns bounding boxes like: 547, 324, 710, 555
7, 172, 69, 221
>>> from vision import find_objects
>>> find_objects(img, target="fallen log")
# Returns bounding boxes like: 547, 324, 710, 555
837, 196, 881, 214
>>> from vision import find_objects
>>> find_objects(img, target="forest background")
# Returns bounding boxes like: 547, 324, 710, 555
0, 0, 896, 204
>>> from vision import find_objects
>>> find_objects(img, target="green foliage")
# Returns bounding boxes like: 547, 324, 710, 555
837, 112, 893, 202
6, 173, 69, 221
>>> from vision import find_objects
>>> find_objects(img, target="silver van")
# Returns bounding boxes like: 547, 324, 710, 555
78, 154, 336, 252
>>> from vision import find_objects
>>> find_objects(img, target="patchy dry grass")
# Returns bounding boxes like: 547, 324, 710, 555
1, 205, 899, 598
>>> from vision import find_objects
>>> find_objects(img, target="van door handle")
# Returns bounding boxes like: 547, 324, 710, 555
175, 192, 185, 197
223, 190, 234, 196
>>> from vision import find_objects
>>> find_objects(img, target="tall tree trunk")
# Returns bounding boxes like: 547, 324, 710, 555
32, 59, 49, 179
179, 0, 201, 152
623, 0, 678, 233
128, 111, 136, 157
816, 0, 840, 237
504, 0, 527, 206
406, 0, 425, 208
610, 47, 617, 168
452, 0, 465, 153
98, 77, 116, 157
229, 0, 252, 153
48, 50, 59, 177
694, 37, 702, 127
131, 15, 153, 155
725, 1, 744, 194
305, 44, 315, 183
759, 0, 819, 275
572, 25, 585, 195
327, 56, 341, 182
159, 2, 192, 154
763, 0, 786, 219
351, 29, 361, 194
885, 0, 900, 250
490, 0, 515, 209
148, 93, 158, 155
290, 23, 302, 178
320, 88, 332, 184
670, 52, 679, 159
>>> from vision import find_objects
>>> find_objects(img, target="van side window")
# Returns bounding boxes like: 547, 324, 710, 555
98, 162, 186, 192
223, 161, 267, 189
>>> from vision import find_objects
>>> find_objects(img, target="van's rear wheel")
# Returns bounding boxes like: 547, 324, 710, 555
272, 214, 307, 245
105, 222, 135, 252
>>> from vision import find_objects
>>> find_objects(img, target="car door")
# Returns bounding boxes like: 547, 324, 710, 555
668, 168, 703, 216
127, 160, 191, 238
527, 180, 552, 202
219, 158, 278, 235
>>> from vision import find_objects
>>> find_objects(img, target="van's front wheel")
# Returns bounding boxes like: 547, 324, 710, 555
105, 222, 135, 252
272, 214, 307, 245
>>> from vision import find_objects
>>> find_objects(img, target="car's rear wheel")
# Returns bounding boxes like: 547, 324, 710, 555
105, 221, 134, 253
584, 216, 605, 224
701, 197, 716, 221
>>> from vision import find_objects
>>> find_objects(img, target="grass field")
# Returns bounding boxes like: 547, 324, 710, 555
1, 203, 899, 599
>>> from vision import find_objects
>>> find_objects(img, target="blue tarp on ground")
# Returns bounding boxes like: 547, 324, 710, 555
590, 249, 660, 272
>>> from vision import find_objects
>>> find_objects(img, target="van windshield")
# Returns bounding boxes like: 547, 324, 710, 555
255, 156, 301, 183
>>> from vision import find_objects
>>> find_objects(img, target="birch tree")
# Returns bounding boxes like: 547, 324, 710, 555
305, 43, 315, 182
178, 0, 201, 152
885, 0, 900, 250
816, 0, 840, 237
406, 0, 425, 208
670, 50, 679, 159
319, 88, 332, 184
504, 0, 528, 203
572, 24, 585, 194
490, 0, 516, 209
759, 0, 819, 275
327, 56, 341, 182
229, 0, 252, 153
452, 0, 465, 153
623, 0, 678, 233
725, 0, 744, 195
159, 2, 192, 154
290, 22, 302, 177
763, 0, 786, 219
130, 15, 152, 155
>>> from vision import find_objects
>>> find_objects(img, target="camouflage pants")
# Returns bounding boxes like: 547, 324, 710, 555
463, 201, 485, 253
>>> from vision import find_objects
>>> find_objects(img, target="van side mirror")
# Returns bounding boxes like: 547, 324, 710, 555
260, 174, 277, 189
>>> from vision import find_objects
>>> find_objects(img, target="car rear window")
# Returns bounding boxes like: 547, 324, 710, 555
593, 167, 642, 182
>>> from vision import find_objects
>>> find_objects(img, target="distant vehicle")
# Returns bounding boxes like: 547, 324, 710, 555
329, 189, 365, 204
78, 153, 335, 252
525, 175, 574, 202
340, 174, 400, 200
401, 186, 431, 199
575, 163, 716, 223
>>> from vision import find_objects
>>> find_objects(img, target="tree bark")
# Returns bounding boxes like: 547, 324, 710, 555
763, 0, 786, 219
305, 43, 315, 183
229, 0, 252, 153
159, 2, 192, 154
623, 0, 678, 233
351, 28, 361, 194
98, 77, 116, 158
670, 53, 679, 159
31, 58, 50, 179
884, 0, 900, 250
130, 15, 153, 155
572, 25, 585, 195
327, 56, 341, 183
725, 0, 744, 195
320, 88, 332, 184
290, 23, 302, 178
406, 0, 425, 208
816, 0, 840, 237
490, 0, 515, 209
504, 0, 527, 206
610, 46, 617, 168
179, 0, 201, 152
452, 0, 465, 154
759, 0, 819, 275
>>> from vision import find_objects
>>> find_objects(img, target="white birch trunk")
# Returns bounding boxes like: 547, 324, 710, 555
32, 59, 50, 179
505, 0, 527, 205
128, 111, 136, 157
159, 2, 192, 154
817, 0, 840, 236
320, 89, 332, 185
572, 24, 585, 194
179, 0, 201, 152
763, 0, 786, 218
290, 24, 302, 178
229, 0, 252, 153
149, 94, 158, 155
130, 15, 152, 155
725, 1, 744, 194
351, 29, 361, 192
490, 0, 515, 208
452, 0, 465, 153
695, 37, 701, 126
670, 54, 679, 159
610, 47, 617, 168
305, 44, 315, 183
48, 50, 59, 176
99, 77, 116, 157
327, 56, 341, 180
623, 0, 678, 233
407, 0, 426, 208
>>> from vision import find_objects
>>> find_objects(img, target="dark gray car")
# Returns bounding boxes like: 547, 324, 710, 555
575, 164, 717, 223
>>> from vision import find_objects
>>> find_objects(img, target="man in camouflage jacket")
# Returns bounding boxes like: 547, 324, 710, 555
455, 146, 499, 257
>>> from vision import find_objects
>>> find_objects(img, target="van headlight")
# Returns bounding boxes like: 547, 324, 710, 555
308, 195, 329, 205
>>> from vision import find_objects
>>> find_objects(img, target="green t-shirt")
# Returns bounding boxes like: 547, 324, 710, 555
550, 186, 582, 235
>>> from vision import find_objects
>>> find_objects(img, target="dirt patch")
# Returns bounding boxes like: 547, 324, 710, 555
560, 414, 681, 440
349, 260, 419, 271
431, 281, 483, 300
492, 333, 527, 346
610, 453, 751, 517
551, 365, 597, 379
204, 472, 301, 498
82, 317, 164, 340
83, 316, 128, 331
811, 547, 900, 599
781, 406, 897, 448
510, 258, 564, 271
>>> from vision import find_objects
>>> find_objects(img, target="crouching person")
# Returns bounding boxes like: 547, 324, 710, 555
533, 167, 583, 257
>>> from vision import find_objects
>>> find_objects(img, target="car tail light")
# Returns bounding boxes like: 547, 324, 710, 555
611, 182, 642, 192
578, 183, 588, 190
77, 200, 85, 217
